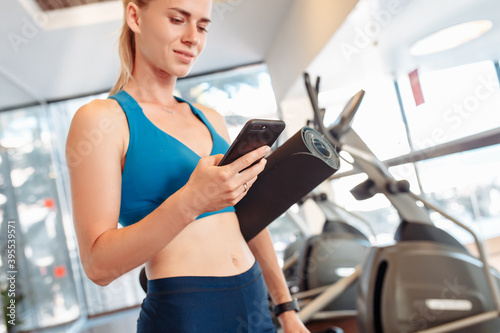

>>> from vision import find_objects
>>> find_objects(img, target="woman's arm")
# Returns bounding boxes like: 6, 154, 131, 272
248, 229, 291, 304
67, 100, 267, 286
248, 230, 310, 332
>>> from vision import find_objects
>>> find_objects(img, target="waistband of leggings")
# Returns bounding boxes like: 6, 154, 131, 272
146, 260, 262, 295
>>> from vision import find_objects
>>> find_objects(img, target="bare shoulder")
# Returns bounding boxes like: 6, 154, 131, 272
66, 98, 128, 167
68, 98, 127, 140
194, 103, 231, 142
71, 98, 125, 128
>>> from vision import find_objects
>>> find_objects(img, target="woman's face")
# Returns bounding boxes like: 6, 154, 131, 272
134, 0, 212, 78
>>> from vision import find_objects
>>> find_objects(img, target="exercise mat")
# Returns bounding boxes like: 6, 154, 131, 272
236, 127, 341, 242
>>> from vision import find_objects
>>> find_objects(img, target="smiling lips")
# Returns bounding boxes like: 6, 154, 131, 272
174, 50, 195, 64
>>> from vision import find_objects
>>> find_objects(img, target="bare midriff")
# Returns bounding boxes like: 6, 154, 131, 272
146, 212, 255, 280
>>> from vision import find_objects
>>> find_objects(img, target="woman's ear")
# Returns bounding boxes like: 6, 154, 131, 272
126, 2, 141, 34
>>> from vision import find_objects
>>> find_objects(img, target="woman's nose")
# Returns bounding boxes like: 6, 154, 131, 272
181, 24, 200, 46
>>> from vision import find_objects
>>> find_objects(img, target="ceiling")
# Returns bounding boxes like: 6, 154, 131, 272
289, 0, 500, 100
0, 0, 292, 110
1, 0, 500, 110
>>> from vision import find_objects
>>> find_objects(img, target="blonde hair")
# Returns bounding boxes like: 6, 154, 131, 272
110, 0, 151, 95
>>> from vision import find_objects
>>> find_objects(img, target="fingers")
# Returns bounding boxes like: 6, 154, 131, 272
237, 157, 267, 185
234, 174, 259, 202
240, 174, 258, 195
229, 145, 270, 174
189, 148, 267, 211
231, 155, 266, 199
233, 173, 259, 200
244, 173, 259, 189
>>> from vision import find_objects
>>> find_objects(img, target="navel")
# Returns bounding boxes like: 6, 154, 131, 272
232, 256, 239, 266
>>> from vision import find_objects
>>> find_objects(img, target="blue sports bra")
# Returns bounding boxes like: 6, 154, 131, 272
109, 90, 236, 227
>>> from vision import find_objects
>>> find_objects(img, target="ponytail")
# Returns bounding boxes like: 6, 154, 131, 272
110, 0, 150, 95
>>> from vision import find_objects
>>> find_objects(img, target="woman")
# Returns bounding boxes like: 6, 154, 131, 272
66, 0, 309, 332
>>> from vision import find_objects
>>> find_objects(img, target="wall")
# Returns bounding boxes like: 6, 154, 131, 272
265, 0, 359, 103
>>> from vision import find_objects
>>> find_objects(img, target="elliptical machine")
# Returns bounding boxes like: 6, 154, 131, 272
283, 192, 372, 311
301, 72, 500, 333
282, 74, 375, 314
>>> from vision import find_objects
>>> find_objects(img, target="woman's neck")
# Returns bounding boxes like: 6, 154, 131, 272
124, 64, 179, 106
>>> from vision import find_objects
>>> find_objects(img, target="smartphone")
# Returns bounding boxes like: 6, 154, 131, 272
218, 119, 286, 170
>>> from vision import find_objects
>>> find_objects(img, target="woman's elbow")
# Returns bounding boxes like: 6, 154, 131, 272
88, 273, 113, 287
82, 260, 115, 287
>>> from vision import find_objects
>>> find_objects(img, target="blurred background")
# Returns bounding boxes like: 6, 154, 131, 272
1, 0, 499, 332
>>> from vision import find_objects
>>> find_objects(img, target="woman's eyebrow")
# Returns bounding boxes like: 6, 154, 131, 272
169, 7, 212, 24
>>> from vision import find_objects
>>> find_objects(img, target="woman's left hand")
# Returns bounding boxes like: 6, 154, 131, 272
278, 311, 310, 333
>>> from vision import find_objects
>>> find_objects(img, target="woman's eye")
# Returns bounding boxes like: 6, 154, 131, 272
198, 26, 208, 33
170, 17, 184, 24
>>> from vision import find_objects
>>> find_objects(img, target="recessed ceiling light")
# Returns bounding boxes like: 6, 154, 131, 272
409, 20, 493, 56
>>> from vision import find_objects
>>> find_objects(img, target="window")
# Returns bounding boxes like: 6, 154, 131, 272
397, 60, 500, 150
324, 63, 500, 246
416, 144, 500, 244
321, 76, 411, 161
175, 64, 280, 140
395, 60, 500, 244
330, 174, 401, 242
323, 75, 413, 241
0, 105, 80, 331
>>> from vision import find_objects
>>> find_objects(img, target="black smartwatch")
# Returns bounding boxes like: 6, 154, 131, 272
273, 298, 300, 317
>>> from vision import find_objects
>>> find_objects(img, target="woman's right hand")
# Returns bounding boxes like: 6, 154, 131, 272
179, 145, 270, 217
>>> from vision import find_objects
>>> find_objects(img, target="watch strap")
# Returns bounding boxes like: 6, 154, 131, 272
273, 298, 300, 317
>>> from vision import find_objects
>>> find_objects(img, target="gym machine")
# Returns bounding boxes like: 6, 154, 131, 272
290, 72, 500, 333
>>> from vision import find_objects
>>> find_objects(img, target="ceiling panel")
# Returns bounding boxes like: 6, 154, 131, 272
34, 0, 115, 11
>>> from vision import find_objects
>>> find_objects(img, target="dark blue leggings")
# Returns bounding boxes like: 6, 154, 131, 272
137, 260, 277, 333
